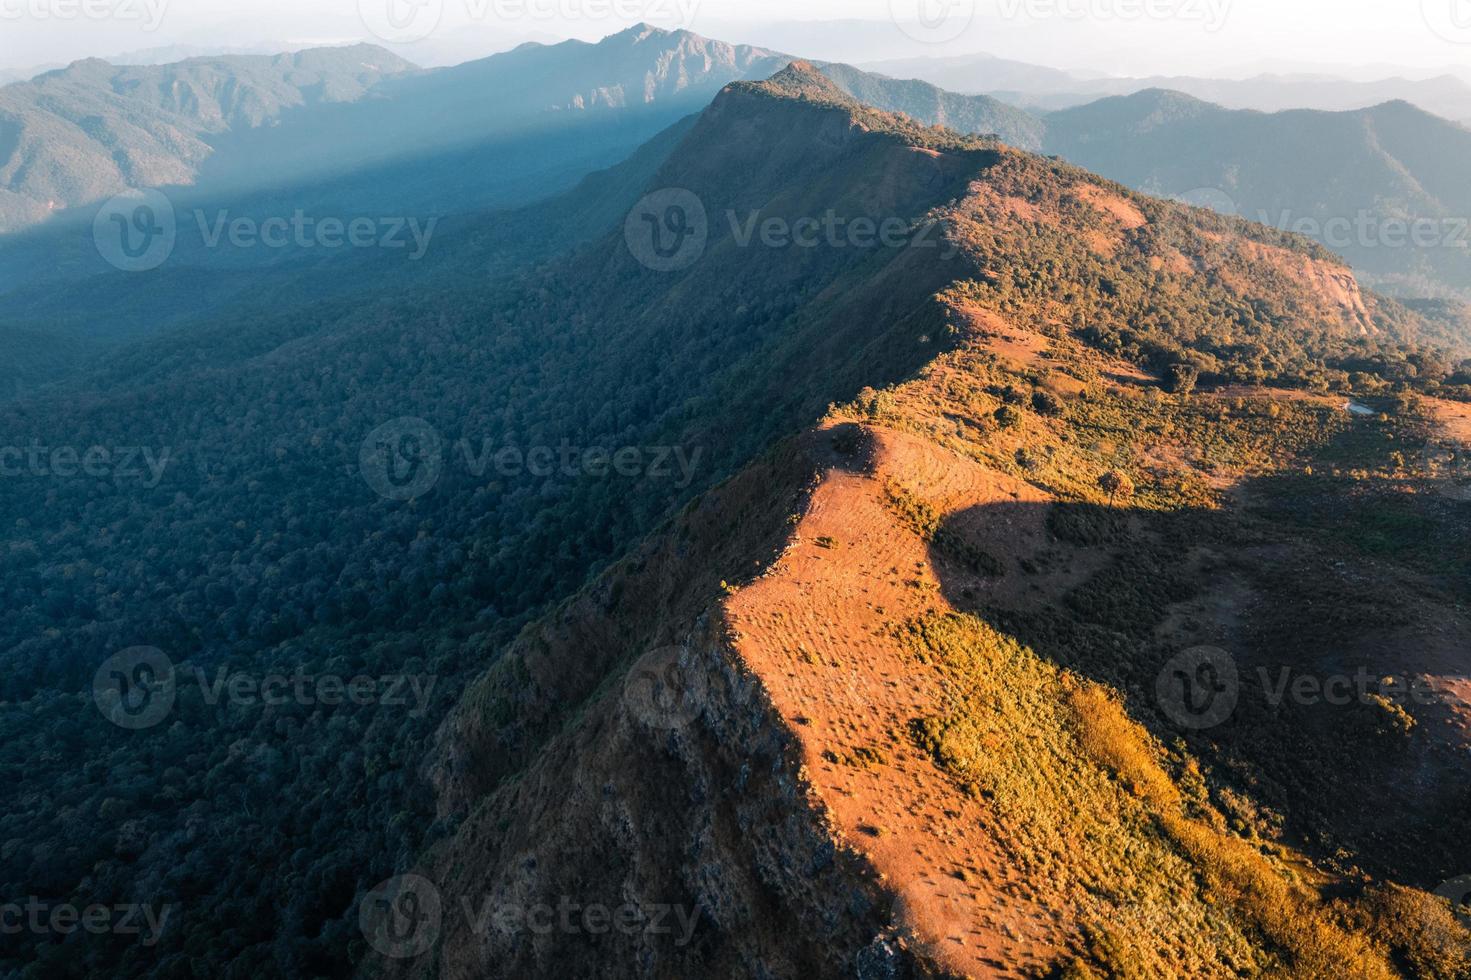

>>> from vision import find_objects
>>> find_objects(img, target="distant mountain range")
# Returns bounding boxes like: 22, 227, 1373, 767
7, 54, 1465, 978
0, 45, 418, 233
1042, 90, 1471, 300
2, 24, 1470, 310
0, 26, 1045, 250
0, 27, 799, 240
819, 63, 1044, 151
863, 53, 1471, 121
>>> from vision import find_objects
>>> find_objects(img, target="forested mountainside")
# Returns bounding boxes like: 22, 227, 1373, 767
0, 26, 797, 395
0, 111, 701, 401
0, 45, 416, 232
0, 63, 989, 979
5, 58, 1471, 979
1042, 90, 1471, 300
0, 26, 787, 239
381, 66, 1471, 980
819, 62, 1046, 152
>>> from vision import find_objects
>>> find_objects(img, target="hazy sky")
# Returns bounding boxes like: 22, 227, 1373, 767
2, 0, 1470, 77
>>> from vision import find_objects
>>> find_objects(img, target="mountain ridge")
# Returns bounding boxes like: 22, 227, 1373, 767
363, 66, 1471, 980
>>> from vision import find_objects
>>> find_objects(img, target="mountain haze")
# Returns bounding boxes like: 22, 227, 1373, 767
863, 52, 1471, 120
1043, 90, 1471, 299
0, 45, 416, 232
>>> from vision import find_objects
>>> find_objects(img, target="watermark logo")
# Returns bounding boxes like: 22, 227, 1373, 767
996, 0, 1231, 32
890, 0, 975, 44
94, 189, 176, 272
0, 899, 172, 945
1423, 0, 1471, 43
360, 874, 443, 959
361, 417, 444, 502
1171, 186, 1239, 217
1156, 647, 1440, 731
193, 210, 438, 259
93, 647, 176, 731
625, 188, 708, 272
623, 645, 707, 729
360, 422, 704, 500
0, 0, 169, 29
0, 445, 172, 486
625, 190, 957, 271
1155, 645, 1238, 730
1435, 876, 1471, 927
891, 877, 971, 961
358, 0, 443, 42
357, 876, 704, 960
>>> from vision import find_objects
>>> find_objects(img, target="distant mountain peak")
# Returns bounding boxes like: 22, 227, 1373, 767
610, 21, 673, 43
754, 60, 855, 105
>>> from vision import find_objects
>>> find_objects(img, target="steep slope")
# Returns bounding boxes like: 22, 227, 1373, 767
1043, 90, 1471, 300
194, 24, 789, 198
0, 26, 787, 237
0, 61, 993, 978
3, 57, 1468, 979
365, 66, 1471, 980
819, 63, 1045, 151
0, 111, 702, 400
0, 45, 415, 231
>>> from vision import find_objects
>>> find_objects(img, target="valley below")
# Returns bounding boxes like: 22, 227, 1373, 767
2, 23, 1471, 980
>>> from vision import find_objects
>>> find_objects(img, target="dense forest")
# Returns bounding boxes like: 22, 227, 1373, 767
2, 61, 1469, 978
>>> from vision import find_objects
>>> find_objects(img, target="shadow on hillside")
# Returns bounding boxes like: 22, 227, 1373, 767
923, 448, 1471, 889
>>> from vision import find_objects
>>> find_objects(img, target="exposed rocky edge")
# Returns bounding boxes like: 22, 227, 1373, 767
379, 429, 936, 978
371, 64, 1471, 980
424, 432, 838, 820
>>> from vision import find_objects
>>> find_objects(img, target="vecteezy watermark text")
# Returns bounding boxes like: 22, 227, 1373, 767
92, 647, 437, 730
0, 899, 171, 946
1166, 188, 1470, 253
194, 210, 437, 259
0, 445, 171, 487
0, 0, 167, 29
190, 667, 436, 716
359, 874, 703, 960
360, 417, 704, 502
1156, 645, 1441, 730
94, 191, 439, 272
357, 0, 700, 44
1256, 209, 1470, 251
623, 188, 958, 273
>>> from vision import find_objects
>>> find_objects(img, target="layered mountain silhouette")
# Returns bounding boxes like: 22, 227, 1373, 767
1043, 90, 1471, 299
7, 25, 1471, 314
0, 27, 789, 236
863, 51, 1471, 120
8, 55, 1458, 977
0, 45, 417, 232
